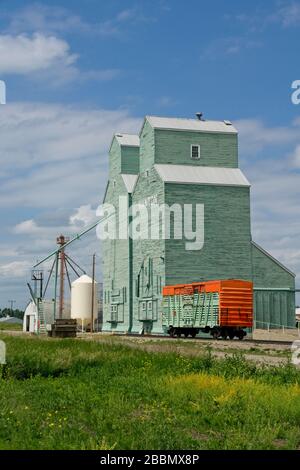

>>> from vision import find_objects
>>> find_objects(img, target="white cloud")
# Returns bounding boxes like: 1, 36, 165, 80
0, 33, 77, 75
156, 96, 177, 107
231, 2, 300, 31
271, 1, 300, 27
70, 205, 98, 228
116, 9, 136, 22
201, 37, 261, 59
0, 33, 119, 85
0, 102, 141, 183
4, 4, 90, 35
0, 261, 31, 278
234, 118, 300, 283
3, 4, 154, 37
0, 102, 140, 306
13, 219, 40, 235
291, 144, 300, 167
235, 118, 300, 154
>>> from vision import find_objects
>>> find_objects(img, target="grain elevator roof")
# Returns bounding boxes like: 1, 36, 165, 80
115, 134, 140, 147
154, 164, 250, 187
146, 116, 238, 134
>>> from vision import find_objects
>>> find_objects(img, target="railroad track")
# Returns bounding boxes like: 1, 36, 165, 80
111, 332, 294, 347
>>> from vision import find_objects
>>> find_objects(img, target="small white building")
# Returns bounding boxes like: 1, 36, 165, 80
23, 301, 37, 332
23, 300, 64, 333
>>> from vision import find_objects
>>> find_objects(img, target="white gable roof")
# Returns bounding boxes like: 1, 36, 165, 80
146, 116, 237, 134
115, 134, 140, 147
121, 174, 138, 193
154, 164, 250, 187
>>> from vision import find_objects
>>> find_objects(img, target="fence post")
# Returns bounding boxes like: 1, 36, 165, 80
267, 323, 270, 332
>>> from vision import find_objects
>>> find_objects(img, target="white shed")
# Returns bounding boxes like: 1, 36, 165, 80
23, 300, 57, 333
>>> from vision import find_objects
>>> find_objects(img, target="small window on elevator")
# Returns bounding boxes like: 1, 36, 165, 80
191, 144, 200, 160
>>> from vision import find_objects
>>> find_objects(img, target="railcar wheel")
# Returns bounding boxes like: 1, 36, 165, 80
169, 327, 175, 338
229, 332, 235, 340
184, 332, 189, 338
221, 329, 228, 340
191, 331, 197, 338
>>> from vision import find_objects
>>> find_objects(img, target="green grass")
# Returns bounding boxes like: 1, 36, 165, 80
0, 323, 22, 331
0, 334, 300, 450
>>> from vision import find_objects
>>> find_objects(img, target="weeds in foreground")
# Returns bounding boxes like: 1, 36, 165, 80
0, 334, 299, 450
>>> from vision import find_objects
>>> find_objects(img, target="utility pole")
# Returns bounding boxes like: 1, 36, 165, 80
91, 254, 96, 333
8, 300, 16, 317
56, 235, 69, 319
31, 271, 43, 299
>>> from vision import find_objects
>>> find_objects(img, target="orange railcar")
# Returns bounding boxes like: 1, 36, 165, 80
162, 279, 253, 339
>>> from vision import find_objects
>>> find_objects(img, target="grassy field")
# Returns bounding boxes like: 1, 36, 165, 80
0, 334, 300, 450
0, 323, 22, 331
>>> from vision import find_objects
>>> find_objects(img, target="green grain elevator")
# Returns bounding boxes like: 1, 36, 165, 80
102, 115, 296, 334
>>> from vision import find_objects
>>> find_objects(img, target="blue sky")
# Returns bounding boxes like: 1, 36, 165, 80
0, 0, 300, 309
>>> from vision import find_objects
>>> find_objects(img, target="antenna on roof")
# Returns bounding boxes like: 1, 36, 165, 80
196, 112, 204, 121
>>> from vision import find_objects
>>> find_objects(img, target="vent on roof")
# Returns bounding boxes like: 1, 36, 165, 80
116, 133, 123, 137
196, 112, 204, 121
224, 120, 232, 126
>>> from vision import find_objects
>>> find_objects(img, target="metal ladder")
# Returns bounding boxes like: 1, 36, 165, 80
37, 300, 47, 335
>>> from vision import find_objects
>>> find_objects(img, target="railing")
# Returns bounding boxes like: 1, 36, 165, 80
254, 320, 300, 337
